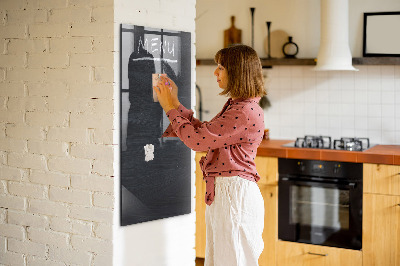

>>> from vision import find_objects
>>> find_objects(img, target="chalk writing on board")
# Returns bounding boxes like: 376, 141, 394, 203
130, 57, 178, 63
138, 36, 176, 57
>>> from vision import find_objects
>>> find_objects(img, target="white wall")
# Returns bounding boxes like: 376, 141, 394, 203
113, 1, 197, 266
196, 0, 400, 58
265, 65, 400, 144
197, 64, 400, 145
196, 0, 400, 145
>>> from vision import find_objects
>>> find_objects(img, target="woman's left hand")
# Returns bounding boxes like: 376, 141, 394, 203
153, 79, 175, 114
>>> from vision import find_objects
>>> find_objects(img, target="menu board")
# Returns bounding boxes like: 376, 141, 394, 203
120, 24, 192, 226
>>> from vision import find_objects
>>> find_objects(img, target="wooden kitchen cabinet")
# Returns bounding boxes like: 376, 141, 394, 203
256, 156, 278, 266
363, 163, 400, 266
195, 152, 207, 258
255, 156, 278, 186
363, 193, 400, 266
276, 241, 362, 266
364, 163, 400, 196
259, 184, 278, 266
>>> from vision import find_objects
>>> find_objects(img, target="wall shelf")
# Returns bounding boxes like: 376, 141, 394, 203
352, 57, 400, 65
196, 57, 400, 67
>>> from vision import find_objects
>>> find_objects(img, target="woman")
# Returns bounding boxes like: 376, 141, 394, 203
153, 44, 266, 266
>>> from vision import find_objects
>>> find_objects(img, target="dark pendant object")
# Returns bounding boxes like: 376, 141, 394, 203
282, 36, 299, 58
266, 21, 272, 58
250, 7, 255, 48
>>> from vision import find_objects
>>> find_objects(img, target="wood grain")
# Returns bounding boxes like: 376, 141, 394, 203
276, 241, 362, 266
255, 156, 278, 186
364, 164, 400, 196
259, 185, 278, 266
223, 16, 242, 48
195, 151, 207, 258
363, 193, 400, 266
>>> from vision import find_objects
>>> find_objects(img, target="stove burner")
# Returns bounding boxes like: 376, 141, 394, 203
295, 135, 332, 149
286, 136, 372, 151
333, 137, 370, 151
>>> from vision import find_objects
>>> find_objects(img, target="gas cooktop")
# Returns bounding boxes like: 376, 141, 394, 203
282, 135, 375, 151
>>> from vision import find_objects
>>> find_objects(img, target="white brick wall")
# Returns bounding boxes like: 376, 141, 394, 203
0, 0, 114, 265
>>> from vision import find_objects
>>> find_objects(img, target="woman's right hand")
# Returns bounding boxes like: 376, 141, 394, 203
160, 76, 180, 108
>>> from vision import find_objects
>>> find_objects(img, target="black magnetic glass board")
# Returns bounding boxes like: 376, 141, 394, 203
120, 24, 192, 226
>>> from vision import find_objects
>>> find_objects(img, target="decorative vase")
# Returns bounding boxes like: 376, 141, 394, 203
282, 36, 299, 58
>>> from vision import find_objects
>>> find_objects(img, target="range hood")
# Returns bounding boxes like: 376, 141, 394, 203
314, 0, 358, 71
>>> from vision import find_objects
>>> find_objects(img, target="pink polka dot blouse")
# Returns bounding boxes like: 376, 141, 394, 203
162, 97, 265, 205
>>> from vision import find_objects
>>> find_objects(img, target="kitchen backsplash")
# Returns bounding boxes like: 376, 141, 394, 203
196, 65, 400, 145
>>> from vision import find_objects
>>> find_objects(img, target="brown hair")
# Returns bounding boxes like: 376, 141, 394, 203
214, 44, 266, 99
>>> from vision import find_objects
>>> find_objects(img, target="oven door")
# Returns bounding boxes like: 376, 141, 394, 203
278, 176, 362, 250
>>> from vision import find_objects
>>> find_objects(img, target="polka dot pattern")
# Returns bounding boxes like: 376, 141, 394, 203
162, 97, 265, 205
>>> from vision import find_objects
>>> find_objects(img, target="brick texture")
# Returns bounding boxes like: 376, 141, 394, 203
50, 37, 92, 53
48, 157, 92, 175
7, 239, 47, 256
0, 0, 120, 264
50, 217, 92, 236
28, 199, 69, 217
0, 195, 25, 210
7, 39, 48, 54
27, 227, 69, 248
8, 210, 50, 229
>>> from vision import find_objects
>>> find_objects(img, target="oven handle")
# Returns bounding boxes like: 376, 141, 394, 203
280, 177, 357, 189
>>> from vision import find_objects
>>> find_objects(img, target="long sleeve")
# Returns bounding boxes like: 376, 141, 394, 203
165, 97, 264, 206
162, 103, 202, 138
164, 105, 249, 152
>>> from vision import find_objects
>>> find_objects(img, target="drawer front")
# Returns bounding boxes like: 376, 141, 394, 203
277, 241, 362, 266
364, 164, 400, 196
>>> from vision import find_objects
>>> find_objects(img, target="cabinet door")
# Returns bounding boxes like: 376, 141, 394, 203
363, 193, 400, 266
255, 156, 278, 186
195, 152, 207, 258
277, 241, 362, 266
364, 164, 400, 196
259, 185, 278, 266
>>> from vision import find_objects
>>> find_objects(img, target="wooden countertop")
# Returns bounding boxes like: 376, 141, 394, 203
256, 139, 400, 165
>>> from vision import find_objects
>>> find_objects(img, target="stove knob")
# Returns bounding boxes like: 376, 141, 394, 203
297, 161, 305, 171
334, 164, 341, 174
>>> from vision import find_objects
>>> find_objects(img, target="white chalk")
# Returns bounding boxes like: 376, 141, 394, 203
144, 144, 155, 162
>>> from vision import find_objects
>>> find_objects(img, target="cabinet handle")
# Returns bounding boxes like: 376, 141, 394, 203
307, 252, 328, 256
397, 204, 400, 207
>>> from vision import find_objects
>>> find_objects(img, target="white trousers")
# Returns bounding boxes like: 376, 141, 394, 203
205, 176, 264, 266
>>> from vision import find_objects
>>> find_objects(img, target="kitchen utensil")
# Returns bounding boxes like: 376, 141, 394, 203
224, 16, 242, 48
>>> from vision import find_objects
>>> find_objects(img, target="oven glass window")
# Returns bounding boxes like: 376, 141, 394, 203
290, 186, 349, 230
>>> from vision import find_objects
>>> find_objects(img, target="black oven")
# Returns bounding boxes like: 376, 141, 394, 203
278, 158, 362, 250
